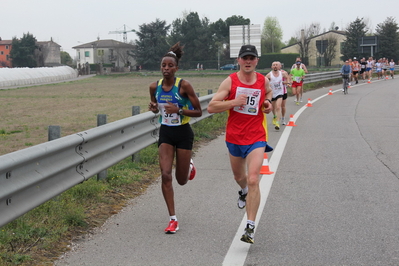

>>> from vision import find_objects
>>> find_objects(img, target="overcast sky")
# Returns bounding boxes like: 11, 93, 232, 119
2, 0, 398, 58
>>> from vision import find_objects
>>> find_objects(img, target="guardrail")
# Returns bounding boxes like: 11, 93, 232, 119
0, 70, 355, 228
0, 94, 214, 228
304, 71, 341, 83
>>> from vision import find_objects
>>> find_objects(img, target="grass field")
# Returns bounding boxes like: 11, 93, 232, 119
0, 72, 227, 156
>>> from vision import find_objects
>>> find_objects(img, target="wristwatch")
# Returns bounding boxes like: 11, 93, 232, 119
178, 108, 184, 115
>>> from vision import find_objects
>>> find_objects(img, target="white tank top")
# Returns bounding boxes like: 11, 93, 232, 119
269, 70, 284, 99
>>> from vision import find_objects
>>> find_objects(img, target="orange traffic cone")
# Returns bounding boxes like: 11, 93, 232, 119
306, 98, 313, 107
286, 114, 297, 127
328, 88, 333, 95
260, 153, 274, 175
367, 79, 371, 83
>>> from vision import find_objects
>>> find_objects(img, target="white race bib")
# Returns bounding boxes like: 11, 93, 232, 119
233, 87, 261, 115
158, 103, 181, 125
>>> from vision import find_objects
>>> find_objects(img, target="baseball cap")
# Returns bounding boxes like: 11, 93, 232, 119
238, 45, 258, 58
353, 57, 357, 60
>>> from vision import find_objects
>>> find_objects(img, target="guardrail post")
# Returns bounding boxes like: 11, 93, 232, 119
208, 89, 213, 95
48, 125, 61, 141
97, 114, 108, 180
132, 106, 140, 162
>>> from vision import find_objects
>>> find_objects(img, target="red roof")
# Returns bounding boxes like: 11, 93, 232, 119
0, 40, 12, 45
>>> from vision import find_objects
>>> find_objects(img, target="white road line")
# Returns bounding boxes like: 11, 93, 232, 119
222, 90, 331, 266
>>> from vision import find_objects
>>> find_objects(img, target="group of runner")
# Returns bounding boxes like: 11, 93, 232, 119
267, 57, 307, 131
349, 56, 396, 84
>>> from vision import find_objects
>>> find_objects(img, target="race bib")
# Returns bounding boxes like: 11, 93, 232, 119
271, 81, 282, 91
158, 103, 181, 126
295, 76, 301, 82
233, 87, 261, 115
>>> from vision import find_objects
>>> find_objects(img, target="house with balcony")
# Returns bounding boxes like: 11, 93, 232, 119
73, 39, 136, 71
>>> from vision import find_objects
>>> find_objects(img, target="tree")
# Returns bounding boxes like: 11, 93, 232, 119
180, 12, 212, 63
321, 35, 338, 66
9, 32, 38, 67
132, 19, 170, 70
212, 15, 251, 61
60, 51, 73, 66
375, 17, 399, 61
341, 18, 367, 60
294, 23, 320, 65
225, 15, 250, 27
169, 12, 217, 69
262, 17, 283, 53
287, 37, 298, 46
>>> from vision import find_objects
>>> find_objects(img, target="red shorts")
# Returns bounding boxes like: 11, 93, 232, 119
292, 81, 303, 88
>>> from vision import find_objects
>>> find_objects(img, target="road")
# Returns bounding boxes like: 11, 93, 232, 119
55, 77, 399, 265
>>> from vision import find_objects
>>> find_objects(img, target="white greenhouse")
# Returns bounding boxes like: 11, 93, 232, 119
0, 66, 78, 89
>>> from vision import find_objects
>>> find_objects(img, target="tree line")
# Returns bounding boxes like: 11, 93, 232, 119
7, 15, 399, 69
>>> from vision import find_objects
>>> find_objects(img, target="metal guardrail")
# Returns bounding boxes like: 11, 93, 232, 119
0, 70, 353, 227
304, 71, 341, 83
0, 94, 214, 227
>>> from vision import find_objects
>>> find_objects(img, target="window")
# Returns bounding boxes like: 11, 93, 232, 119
5, 45, 9, 49
97, 49, 104, 56
85, 51, 90, 57
0, 51, 3, 55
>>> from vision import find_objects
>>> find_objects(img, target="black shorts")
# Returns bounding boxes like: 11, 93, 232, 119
283, 93, 288, 100
272, 95, 283, 101
158, 123, 194, 150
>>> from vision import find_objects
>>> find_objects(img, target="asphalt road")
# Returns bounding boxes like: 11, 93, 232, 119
55, 77, 399, 266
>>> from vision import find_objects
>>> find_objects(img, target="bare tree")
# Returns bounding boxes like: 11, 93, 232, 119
323, 35, 338, 66
295, 23, 320, 65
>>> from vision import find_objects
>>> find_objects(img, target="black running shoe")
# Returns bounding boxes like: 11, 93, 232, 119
237, 190, 247, 209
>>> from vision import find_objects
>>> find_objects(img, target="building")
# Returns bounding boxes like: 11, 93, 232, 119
73, 39, 136, 70
0, 38, 62, 68
0, 39, 12, 67
281, 30, 346, 67
36, 39, 62, 67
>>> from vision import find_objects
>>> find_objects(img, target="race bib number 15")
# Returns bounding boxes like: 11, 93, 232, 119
233, 87, 261, 115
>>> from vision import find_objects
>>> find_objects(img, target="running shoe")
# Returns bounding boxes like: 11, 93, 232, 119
237, 190, 247, 209
296, 101, 299, 106
300, 98, 303, 102
272, 116, 277, 125
189, 159, 196, 180
165, 219, 179, 234
240, 224, 255, 244
281, 117, 286, 125
275, 122, 280, 130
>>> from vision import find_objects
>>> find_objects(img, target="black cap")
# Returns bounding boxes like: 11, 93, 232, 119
238, 45, 258, 58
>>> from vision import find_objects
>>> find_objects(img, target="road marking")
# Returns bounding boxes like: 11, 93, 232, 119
222, 91, 331, 265
223, 79, 380, 264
